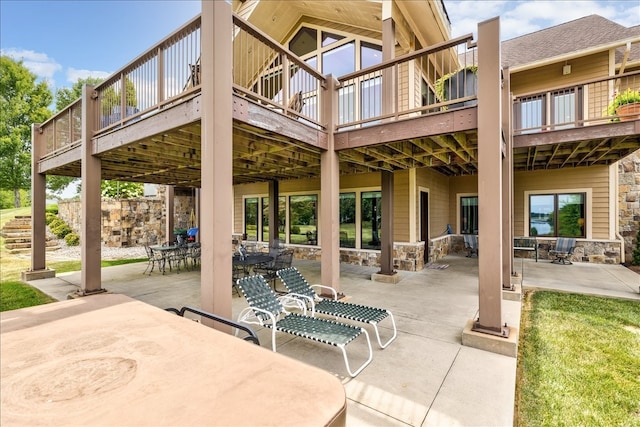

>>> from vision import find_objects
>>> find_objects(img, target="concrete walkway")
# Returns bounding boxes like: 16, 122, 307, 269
26, 256, 639, 426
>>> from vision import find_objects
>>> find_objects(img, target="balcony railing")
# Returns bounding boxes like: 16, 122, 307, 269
335, 33, 477, 131
513, 70, 640, 134
231, 14, 326, 129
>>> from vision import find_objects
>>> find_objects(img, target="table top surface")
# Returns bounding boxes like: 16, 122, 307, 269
1, 294, 346, 426
232, 253, 273, 265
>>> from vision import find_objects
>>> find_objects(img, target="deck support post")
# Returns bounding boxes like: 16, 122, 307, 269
23, 123, 55, 281
320, 75, 341, 291
79, 84, 105, 296
200, 0, 233, 326
469, 17, 508, 338
268, 181, 279, 247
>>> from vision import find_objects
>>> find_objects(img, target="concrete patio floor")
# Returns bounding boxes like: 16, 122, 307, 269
25, 255, 639, 426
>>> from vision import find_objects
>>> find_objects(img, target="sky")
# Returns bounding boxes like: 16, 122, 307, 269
1, 0, 638, 95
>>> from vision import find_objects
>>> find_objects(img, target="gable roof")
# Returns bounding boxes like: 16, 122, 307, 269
501, 15, 640, 68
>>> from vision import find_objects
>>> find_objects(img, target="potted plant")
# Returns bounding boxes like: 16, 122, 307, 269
435, 65, 478, 110
605, 88, 640, 121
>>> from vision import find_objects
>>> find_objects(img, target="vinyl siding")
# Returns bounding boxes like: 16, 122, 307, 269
514, 166, 610, 239
416, 168, 450, 239
510, 52, 610, 95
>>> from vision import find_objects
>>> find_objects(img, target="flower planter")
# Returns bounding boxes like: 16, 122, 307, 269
616, 103, 640, 121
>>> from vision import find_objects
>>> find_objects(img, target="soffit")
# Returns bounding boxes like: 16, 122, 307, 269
237, 0, 384, 45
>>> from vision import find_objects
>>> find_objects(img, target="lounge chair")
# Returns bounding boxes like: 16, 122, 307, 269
463, 234, 478, 257
236, 274, 373, 377
549, 237, 576, 264
276, 267, 397, 349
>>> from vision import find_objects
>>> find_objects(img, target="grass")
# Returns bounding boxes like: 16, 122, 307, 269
0, 207, 146, 312
516, 290, 640, 426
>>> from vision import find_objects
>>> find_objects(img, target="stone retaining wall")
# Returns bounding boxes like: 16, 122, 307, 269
619, 150, 640, 261
58, 195, 195, 247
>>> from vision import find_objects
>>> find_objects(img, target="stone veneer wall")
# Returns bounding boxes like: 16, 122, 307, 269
58, 195, 195, 247
619, 150, 640, 262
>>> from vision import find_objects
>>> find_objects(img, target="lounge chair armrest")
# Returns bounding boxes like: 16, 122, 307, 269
311, 284, 338, 300
279, 293, 311, 315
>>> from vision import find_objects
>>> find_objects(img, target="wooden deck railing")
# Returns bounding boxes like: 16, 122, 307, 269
335, 33, 477, 131
231, 14, 326, 129
513, 69, 640, 134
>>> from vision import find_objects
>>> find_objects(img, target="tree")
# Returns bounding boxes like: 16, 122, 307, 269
50, 77, 105, 198
101, 180, 143, 198
55, 76, 104, 112
0, 56, 53, 207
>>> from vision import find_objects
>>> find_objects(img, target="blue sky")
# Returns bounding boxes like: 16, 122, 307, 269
1, 0, 638, 95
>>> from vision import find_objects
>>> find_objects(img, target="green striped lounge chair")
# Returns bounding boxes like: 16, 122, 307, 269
236, 274, 373, 377
276, 267, 397, 349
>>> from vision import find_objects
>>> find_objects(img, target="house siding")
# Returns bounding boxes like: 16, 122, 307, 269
513, 166, 610, 239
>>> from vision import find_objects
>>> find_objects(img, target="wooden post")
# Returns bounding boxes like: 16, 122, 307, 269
80, 84, 104, 295
473, 17, 507, 337
200, 0, 233, 323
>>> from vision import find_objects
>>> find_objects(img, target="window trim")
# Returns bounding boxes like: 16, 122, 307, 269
456, 193, 478, 234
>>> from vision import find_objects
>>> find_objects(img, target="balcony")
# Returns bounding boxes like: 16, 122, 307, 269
512, 71, 640, 171
34, 12, 639, 188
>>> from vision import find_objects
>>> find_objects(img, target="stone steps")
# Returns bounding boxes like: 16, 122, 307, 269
2, 215, 60, 252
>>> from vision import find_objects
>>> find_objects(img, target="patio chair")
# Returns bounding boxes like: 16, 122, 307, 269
549, 237, 576, 265
276, 267, 397, 348
168, 244, 190, 273
165, 306, 259, 345
143, 245, 164, 275
236, 274, 373, 377
463, 234, 478, 257
254, 249, 294, 292
186, 242, 201, 270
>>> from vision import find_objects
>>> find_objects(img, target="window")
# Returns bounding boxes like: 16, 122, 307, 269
289, 195, 317, 245
361, 42, 382, 69
322, 31, 345, 47
244, 197, 259, 239
361, 191, 381, 250
361, 76, 381, 123
339, 193, 356, 248
290, 27, 317, 57
460, 196, 478, 234
517, 97, 544, 133
322, 42, 355, 77
261, 196, 287, 242
552, 89, 579, 130
529, 193, 585, 237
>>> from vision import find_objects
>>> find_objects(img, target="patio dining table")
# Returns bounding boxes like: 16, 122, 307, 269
233, 253, 274, 277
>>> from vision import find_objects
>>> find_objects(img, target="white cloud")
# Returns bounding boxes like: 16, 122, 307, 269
66, 68, 111, 83
446, 0, 640, 41
0, 48, 62, 86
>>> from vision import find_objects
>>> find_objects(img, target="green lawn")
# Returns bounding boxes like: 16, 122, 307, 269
0, 207, 146, 312
516, 290, 640, 426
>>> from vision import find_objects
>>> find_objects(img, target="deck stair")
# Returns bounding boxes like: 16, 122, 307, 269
1, 216, 60, 254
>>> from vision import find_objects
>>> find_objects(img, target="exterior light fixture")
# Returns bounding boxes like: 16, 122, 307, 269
563, 64, 571, 75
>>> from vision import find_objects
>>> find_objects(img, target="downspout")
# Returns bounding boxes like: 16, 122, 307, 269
614, 161, 625, 264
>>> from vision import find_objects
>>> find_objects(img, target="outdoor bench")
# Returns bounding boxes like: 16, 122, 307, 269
514, 237, 538, 262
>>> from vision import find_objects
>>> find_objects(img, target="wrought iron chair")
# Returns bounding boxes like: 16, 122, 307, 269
254, 249, 294, 292
143, 245, 164, 275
